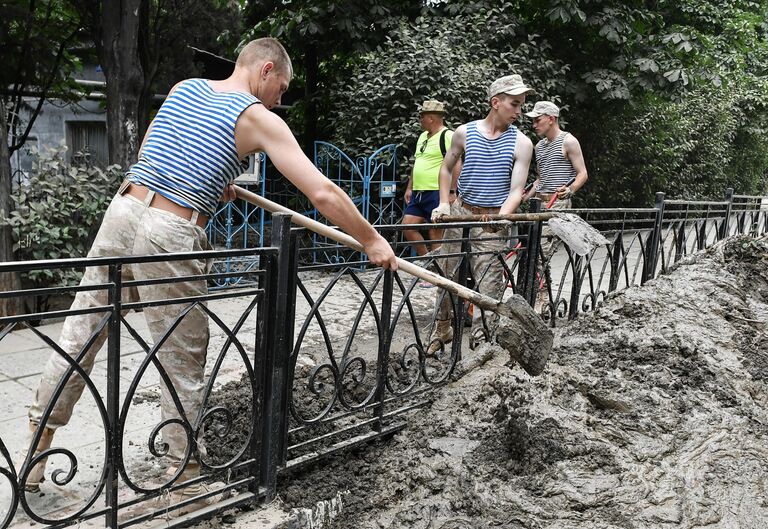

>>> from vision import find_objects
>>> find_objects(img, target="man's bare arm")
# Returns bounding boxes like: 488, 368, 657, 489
560, 134, 588, 197
499, 132, 533, 216
438, 126, 466, 204
524, 175, 540, 201
236, 104, 397, 269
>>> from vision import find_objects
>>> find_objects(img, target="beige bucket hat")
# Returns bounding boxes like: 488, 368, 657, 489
419, 100, 447, 113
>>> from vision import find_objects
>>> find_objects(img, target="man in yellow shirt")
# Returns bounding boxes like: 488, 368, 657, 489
402, 100, 455, 257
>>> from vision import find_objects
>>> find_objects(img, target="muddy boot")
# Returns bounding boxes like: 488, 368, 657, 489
117, 463, 217, 523
426, 319, 453, 356
157, 463, 224, 519
17, 422, 55, 492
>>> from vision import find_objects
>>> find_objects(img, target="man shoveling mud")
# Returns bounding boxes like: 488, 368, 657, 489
428, 74, 535, 354
19, 37, 396, 516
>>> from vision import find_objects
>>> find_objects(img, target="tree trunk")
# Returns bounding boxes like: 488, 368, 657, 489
100, 0, 145, 170
0, 99, 22, 317
303, 46, 319, 156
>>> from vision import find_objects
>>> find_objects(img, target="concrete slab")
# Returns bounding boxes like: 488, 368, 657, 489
0, 379, 34, 421
0, 347, 54, 381
8, 322, 65, 346
0, 331, 41, 356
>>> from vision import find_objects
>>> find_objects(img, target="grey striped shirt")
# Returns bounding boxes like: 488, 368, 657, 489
535, 132, 576, 192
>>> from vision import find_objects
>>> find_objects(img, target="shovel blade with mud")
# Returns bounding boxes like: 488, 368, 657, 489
233, 186, 553, 376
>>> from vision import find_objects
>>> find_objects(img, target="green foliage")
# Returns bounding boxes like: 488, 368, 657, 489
242, 0, 423, 143
587, 82, 768, 206
326, 0, 768, 205
144, 0, 243, 89
244, 0, 417, 52
329, 11, 567, 164
1, 0, 83, 151
3, 148, 123, 286
0, 0, 82, 91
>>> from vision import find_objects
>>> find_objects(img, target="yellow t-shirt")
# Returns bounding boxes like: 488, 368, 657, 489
412, 128, 453, 190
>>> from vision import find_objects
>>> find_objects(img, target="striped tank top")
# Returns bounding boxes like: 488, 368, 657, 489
127, 78, 260, 218
457, 121, 518, 207
535, 132, 576, 192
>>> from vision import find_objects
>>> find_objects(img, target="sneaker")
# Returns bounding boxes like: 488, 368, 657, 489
156, 481, 222, 519
426, 319, 453, 356
119, 470, 225, 522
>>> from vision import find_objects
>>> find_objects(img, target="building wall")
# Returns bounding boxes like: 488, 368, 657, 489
12, 64, 108, 177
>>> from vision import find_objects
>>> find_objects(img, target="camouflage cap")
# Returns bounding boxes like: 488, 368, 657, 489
488, 74, 536, 99
525, 101, 560, 118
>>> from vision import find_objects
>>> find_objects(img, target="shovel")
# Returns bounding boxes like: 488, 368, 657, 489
441, 178, 608, 256
234, 186, 553, 376
440, 212, 607, 256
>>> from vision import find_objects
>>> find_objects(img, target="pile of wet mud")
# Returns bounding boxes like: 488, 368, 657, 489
268, 235, 768, 528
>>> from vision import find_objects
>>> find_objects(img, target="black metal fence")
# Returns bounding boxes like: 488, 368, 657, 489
0, 216, 295, 528
1, 191, 767, 527
539, 190, 768, 325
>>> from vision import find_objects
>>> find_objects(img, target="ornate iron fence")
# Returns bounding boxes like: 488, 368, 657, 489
1, 189, 766, 527
204, 142, 401, 271
535, 189, 768, 326
280, 220, 537, 470
0, 216, 295, 528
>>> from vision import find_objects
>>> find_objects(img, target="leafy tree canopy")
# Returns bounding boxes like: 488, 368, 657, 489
0, 0, 84, 152
329, 0, 768, 204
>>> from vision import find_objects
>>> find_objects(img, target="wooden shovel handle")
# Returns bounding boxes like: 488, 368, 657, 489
439, 212, 557, 222
233, 185, 505, 312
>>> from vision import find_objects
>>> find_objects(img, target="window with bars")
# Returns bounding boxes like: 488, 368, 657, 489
67, 120, 108, 167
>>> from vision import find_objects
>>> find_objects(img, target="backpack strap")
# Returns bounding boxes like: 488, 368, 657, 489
439, 129, 449, 157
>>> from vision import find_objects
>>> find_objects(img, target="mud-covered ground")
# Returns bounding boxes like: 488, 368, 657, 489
265, 235, 768, 529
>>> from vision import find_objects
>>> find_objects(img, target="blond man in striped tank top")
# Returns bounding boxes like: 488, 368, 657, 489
18, 37, 397, 517
523, 101, 588, 315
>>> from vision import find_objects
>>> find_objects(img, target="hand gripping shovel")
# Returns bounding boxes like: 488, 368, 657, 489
441, 179, 608, 256
440, 212, 608, 257
234, 186, 553, 376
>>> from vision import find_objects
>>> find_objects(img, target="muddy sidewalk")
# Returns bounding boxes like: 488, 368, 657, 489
272, 236, 768, 529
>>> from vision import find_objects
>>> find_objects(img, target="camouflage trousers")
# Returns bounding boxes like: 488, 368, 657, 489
29, 189, 212, 464
434, 199, 510, 337
538, 196, 572, 307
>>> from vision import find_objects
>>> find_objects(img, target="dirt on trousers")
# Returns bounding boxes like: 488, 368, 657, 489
207, 235, 768, 529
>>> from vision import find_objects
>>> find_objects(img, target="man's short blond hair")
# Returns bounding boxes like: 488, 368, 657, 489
236, 38, 293, 78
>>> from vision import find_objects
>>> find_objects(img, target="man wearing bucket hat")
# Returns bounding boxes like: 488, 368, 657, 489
427, 74, 534, 353
522, 100, 588, 315
402, 100, 456, 259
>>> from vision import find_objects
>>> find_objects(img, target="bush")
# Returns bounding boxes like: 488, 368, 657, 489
329, 11, 569, 169
583, 82, 768, 206
4, 147, 124, 287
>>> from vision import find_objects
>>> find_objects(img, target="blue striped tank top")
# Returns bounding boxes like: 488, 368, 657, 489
535, 132, 576, 192
127, 78, 260, 218
457, 121, 518, 207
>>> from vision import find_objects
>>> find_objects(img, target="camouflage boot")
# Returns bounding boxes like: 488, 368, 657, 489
426, 319, 453, 356
17, 422, 56, 492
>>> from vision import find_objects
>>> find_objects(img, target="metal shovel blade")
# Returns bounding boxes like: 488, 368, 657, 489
547, 213, 610, 256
